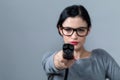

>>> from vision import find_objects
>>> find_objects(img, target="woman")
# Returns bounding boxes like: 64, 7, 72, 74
42, 4, 120, 80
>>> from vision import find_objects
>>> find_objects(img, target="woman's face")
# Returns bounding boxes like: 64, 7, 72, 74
59, 16, 90, 50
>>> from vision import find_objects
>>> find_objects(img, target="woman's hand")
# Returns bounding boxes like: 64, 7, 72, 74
54, 50, 75, 70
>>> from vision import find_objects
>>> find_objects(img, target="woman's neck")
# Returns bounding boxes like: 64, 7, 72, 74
74, 47, 90, 60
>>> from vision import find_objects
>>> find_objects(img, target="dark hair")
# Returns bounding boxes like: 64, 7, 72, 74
57, 5, 91, 35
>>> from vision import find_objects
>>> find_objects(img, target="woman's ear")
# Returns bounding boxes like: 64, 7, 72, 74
58, 27, 63, 36
87, 27, 91, 35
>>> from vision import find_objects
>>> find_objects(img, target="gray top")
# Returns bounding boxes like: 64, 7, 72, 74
42, 49, 120, 80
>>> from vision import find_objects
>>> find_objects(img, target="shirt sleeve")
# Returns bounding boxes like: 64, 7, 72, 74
42, 51, 63, 75
95, 49, 120, 80
104, 51, 120, 80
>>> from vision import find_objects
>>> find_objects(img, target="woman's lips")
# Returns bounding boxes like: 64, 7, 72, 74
70, 41, 79, 45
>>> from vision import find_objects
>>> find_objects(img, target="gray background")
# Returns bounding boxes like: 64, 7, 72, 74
0, 0, 120, 80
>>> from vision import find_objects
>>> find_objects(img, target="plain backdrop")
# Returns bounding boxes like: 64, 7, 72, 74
0, 0, 120, 80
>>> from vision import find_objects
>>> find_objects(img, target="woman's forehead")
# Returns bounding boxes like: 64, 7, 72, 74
62, 17, 87, 27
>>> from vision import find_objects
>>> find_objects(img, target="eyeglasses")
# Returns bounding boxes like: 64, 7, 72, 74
61, 26, 89, 37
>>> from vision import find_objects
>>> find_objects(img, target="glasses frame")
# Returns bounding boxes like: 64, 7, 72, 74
61, 26, 89, 37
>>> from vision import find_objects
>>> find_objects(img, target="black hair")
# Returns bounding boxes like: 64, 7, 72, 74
57, 5, 91, 35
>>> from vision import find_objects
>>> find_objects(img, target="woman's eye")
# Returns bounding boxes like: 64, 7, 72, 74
78, 28, 85, 32
64, 28, 72, 31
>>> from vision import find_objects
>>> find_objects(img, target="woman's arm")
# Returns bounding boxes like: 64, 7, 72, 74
42, 51, 61, 74
105, 53, 120, 80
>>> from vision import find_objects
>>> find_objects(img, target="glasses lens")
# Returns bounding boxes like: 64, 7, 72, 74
62, 27, 73, 36
77, 27, 88, 36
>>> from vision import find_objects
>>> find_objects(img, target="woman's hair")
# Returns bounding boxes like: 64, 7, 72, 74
57, 5, 91, 35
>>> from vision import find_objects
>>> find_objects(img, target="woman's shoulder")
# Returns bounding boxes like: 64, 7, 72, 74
92, 48, 109, 56
91, 48, 113, 60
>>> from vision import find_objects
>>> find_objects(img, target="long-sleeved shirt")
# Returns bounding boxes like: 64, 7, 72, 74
42, 49, 120, 80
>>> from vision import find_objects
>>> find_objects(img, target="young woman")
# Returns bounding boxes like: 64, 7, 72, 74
42, 5, 120, 80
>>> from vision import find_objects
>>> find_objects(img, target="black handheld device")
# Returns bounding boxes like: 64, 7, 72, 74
63, 43, 74, 60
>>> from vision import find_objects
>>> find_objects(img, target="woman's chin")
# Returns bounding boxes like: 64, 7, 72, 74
74, 45, 83, 50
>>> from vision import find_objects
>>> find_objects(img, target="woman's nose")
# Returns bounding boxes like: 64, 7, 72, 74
71, 31, 78, 39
